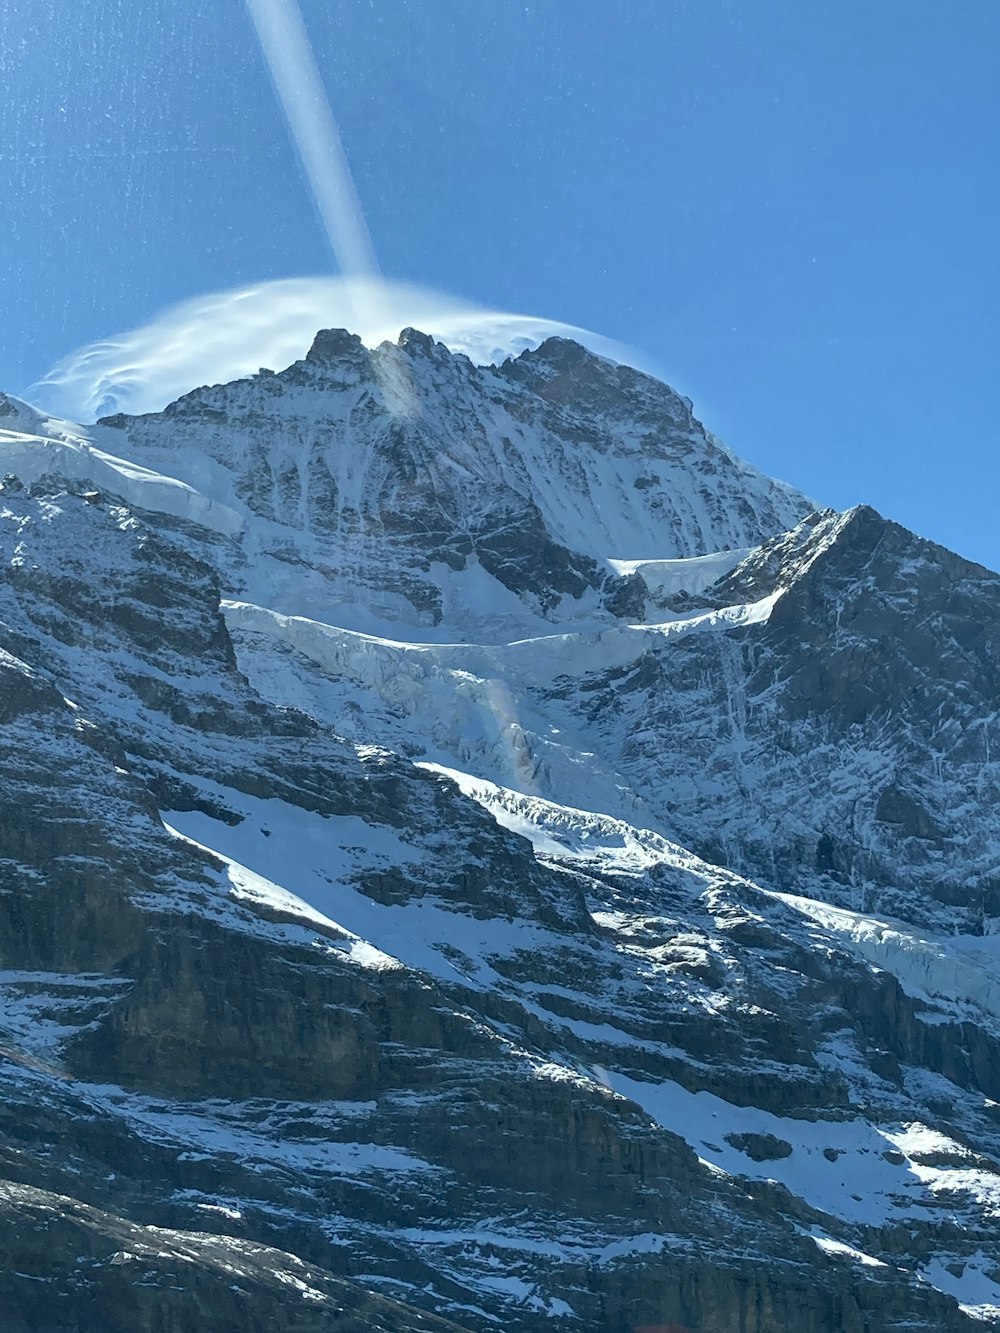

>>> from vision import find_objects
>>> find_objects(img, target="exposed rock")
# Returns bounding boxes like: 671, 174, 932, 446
725, 1132, 794, 1162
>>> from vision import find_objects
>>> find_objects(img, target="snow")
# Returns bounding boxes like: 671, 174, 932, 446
163, 812, 403, 971
161, 782, 571, 992
381, 1221, 668, 1271
416, 762, 697, 876
609, 1071, 1000, 1229
0, 427, 244, 537
607, 547, 751, 597
919, 1255, 1000, 1321
10, 322, 998, 1327
158, 773, 1000, 1288
73, 1081, 434, 1180
222, 587, 782, 683
770, 890, 1000, 1027
24, 317, 814, 659
807, 1233, 887, 1268
193, 1202, 243, 1221
222, 589, 784, 832
0, 971, 126, 1063
0, 394, 86, 443
30, 276, 647, 420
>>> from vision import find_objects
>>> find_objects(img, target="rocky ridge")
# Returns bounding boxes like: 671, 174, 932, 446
1, 333, 999, 1331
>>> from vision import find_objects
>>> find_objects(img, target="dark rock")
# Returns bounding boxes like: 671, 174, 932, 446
725, 1132, 794, 1162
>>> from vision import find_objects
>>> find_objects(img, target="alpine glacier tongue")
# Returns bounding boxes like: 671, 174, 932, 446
1, 327, 999, 1333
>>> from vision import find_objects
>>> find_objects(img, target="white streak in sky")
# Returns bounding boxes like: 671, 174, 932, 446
243, 0, 378, 281
28, 2, 649, 425
28, 276, 645, 421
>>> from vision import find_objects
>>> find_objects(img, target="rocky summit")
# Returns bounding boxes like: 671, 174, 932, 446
1, 331, 999, 1333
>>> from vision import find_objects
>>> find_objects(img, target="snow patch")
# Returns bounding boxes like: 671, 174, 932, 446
0, 428, 243, 536
607, 547, 751, 598
610, 1072, 1000, 1228
771, 891, 1000, 1025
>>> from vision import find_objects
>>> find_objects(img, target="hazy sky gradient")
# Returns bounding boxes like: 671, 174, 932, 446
1, 0, 997, 565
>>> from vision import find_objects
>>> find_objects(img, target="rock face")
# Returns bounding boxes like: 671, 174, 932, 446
93, 330, 812, 632
1, 333, 999, 1331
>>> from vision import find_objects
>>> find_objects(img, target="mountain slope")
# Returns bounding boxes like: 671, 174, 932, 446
1, 334, 998, 1331
82, 331, 812, 634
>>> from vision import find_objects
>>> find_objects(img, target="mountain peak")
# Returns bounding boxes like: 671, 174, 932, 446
513, 334, 600, 368
304, 327, 367, 364
395, 326, 441, 355
73, 324, 814, 636
0, 392, 49, 432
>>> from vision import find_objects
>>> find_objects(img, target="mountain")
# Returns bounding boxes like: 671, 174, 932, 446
1, 332, 999, 1332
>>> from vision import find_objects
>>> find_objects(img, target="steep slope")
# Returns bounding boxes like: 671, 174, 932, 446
220, 503, 1000, 939
82, 330, 812, 634
1, 334, 998, 1331
534, 505, 1000, 931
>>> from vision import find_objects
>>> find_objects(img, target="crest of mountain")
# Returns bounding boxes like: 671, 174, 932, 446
1, 332, 999, 1333
85, 329, 812, 634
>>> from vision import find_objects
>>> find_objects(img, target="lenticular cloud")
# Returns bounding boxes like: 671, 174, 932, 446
30, 277, 642, 423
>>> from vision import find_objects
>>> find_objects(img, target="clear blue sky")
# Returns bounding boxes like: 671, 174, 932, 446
1, 0, 997, 567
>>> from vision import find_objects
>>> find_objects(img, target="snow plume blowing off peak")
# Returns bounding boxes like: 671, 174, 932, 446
29, 277, 646, 422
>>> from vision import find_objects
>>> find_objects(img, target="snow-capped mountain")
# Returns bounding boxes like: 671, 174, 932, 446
30, 330, 812, 635
1, 332, 999, 1332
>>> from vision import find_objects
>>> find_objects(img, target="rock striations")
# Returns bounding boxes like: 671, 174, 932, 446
1, 333, 999, 1331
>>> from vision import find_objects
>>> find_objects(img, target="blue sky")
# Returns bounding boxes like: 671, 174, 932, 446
1, 0, 997, 566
